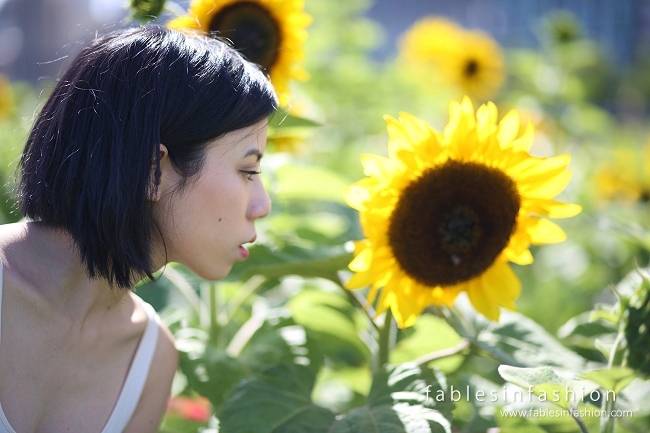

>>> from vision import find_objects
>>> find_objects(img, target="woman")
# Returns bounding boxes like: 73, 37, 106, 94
0, 26, 277, 432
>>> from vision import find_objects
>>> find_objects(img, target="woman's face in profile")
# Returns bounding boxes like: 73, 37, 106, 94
154, 120, 271, 280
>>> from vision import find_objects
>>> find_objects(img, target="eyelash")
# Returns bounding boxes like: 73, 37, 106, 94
240, 170, 261, 181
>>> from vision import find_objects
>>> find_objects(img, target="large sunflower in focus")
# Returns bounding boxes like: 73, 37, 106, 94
167, 0, 311, 105
345, 97, 581, 328
399, 18, 505, 101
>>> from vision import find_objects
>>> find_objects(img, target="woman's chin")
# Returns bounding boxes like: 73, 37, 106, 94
193, 263, 233, 282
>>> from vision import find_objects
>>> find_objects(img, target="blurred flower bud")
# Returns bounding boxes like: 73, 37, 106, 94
129, 0, 166, 22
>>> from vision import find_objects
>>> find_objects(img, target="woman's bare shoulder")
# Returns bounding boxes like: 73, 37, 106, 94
0, 222, 28, 251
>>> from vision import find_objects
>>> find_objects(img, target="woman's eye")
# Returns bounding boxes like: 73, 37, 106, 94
240, 170, 261, 181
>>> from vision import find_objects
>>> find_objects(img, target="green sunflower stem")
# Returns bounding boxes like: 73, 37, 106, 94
600, 331, 625, 433
209, 282, 221, 347
442, 305, 475, 340
378, 309, 394, 370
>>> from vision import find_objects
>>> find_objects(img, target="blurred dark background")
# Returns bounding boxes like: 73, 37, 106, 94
1, 0, 649, 83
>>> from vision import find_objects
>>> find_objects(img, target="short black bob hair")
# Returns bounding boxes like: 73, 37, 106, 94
18, 26, 278, 288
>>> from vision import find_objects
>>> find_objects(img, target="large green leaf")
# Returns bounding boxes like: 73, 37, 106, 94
579, 367, 636, 394
238, 322, 298, 373
464, 309, 588, 370
176, 328, 248, 411
359, 363, 453, 433
226, 244, 352, 283
498, 365, 599, 410
219, 364, 337, 433
288, 288, 370, 366
390, 315, 464, 373
176, 320, 311, 411
494, 409, 547, 433
219, 363, 453, 433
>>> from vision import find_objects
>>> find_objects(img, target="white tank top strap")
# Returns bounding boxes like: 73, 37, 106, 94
100, 297, 159, 433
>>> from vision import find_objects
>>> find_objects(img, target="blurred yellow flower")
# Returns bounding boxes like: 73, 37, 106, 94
167, 0, 311, 106
399, 17, 505, 101
0, 75, 14, 119
595, 144, 650, 203
345, 97, 581, 327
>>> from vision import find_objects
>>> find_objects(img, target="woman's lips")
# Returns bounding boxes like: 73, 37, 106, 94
239, 245, 250, 260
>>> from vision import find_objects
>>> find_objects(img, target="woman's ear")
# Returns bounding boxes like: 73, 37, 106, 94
148, 144, 169, 202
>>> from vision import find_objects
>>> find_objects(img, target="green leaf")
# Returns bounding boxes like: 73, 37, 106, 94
360, 364, 453, 433
466, 309, 588, 370
273, 164, 351, 204
390, 315, 464, 373
219, 363, 454, 433
219, 364, 336, 433
579, 367, 636, 394
289, 288, 370, 366
176, 319, 309, 411
238, 322, 297, 372
226, 243, 352, 283
494, 408, 546, 433
176, 328, 248, 411
557, 311, 618, 342
498, 365, 599, 410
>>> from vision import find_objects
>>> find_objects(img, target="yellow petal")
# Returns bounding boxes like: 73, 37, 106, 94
348, 244, 373, 272
466, 277, 501, 321
345, 271, 373, 289
480, 262, 521, 310
360, 153, 396, 179
503, 248, 533, 265
524, 199, 582, 218
526, 218, 567, 244
385, 115, 415, 156
511, 154, 570, 179
519, 170, 572, 199
476, 102, 498, 141
343, 184, 372, 210
497, 109, 520, 147
511, 121, 534, 152
398, 112, 435, 144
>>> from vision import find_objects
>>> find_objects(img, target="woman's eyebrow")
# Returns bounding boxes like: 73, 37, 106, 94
243, 148, 263, 161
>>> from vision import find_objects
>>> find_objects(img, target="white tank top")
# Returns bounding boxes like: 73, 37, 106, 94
0, 260, 160, 433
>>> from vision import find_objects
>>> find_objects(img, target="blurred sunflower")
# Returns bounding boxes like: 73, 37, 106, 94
0, 74, 14, 119
594, 144, 650, 203
167, 0, 311, 105
399, 17, 505, 101
345, 97, 581, 327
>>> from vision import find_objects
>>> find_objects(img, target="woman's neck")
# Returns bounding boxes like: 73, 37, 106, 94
0, 221, 130, 327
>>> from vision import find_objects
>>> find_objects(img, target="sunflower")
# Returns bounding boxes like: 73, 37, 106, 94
167, 0, 311, 105
0, 74, 14, 119
345, 97, 581, 327
399, 18, 505, 101
594, 143, 650, 203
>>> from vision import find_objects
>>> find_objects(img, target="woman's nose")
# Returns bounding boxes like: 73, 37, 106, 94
248, 180, 272, 220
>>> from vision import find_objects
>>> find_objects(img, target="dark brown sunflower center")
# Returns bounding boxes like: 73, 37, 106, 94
464, 59, 479, 77
210, 2, 281, 70
387, 160, 520, 287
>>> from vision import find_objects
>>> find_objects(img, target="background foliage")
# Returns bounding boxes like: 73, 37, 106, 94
1, 0, 650, 431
